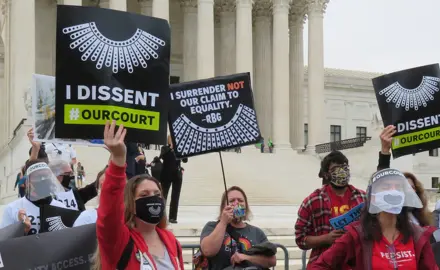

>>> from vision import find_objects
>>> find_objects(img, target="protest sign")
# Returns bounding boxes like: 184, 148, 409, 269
0, 224, 96, 270
40, 204, 81, 233
55, 5, 170, 144
373, 64, 440, 158
32, 74, 105, 146
0, 223, 25, 242
329, 203, 364, 230
168, 73, 261, 158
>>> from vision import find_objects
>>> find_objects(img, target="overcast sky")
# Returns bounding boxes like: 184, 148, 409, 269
303, 0, 440, 73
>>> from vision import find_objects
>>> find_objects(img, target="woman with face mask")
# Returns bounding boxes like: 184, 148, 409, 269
92, 121, 183, 270
198, 186, 277, 270
312, 168, 438, 270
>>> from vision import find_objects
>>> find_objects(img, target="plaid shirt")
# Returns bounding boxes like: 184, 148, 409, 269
294, 184, 366, 267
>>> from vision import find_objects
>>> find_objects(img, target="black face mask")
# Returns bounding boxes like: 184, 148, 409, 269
135, 195, 165, 224
61, 175, 74, 189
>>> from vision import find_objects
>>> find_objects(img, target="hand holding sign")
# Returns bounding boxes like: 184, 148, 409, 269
325, 230, 345, 245
380, 125, 397, 154
104, 121, 127, 167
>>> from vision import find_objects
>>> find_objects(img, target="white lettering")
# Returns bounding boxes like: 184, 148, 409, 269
397, 114, 440, 133
77, 85, 90, 100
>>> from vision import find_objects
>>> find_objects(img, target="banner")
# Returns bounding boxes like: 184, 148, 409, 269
40, 204, 81, 233
168, 73, 261, 158
32, 74, 105, 146
329, 203, 364, 230
0, 224, 96, 270
55, 5, 170, 144
0, 223, 25, 242
373, 64, 440, 158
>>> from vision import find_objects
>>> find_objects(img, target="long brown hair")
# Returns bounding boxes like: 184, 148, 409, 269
92, 174, 167, 270
217, 186, 252, 221
404, 172, 433, 226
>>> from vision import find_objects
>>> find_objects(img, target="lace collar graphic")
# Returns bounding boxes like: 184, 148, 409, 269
46, 216, 68, 231
378, 76, 440, 111
62, 22, 166, 73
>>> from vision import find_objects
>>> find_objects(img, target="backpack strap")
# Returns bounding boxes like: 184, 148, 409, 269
117, 236, 135, 270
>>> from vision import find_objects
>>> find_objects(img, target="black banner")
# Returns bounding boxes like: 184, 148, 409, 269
0, 224, 96, 270
40, 204, 81, 233
55, 5, 170, 144
373, 64, 440, 158
168, 73, 261, 158
0, 223, 25, 242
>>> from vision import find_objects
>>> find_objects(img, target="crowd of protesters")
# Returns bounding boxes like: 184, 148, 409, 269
2, 122, 440, 269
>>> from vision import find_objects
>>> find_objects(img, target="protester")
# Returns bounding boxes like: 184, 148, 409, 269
313, 168, 437, 269
434, 200, 440, 228
49, 159, 98, 211
125, 142, 139, 179
0, 160, 67, 235
14, 165, 26, 198
73, 167, 107, 227
159, 135, 187, 223
148, 156, 163, 181
135, 143, 147, 175
378, 125, 433, 226
76, 162, 85, 188
27, 128, 49, 164
93, 121, 183, 270
199, 186, 276, 269
295, 150, 366, 269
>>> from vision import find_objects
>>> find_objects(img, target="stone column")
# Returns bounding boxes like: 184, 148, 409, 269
306, 0, 327, 151
109, 0, 126, 11
289, 4, 306, 150
153, 0, 169, 21
217, 0, 236, 76
197, 0, 215, 79
235, 0, 253, 82
253, 0, 272, 140
139, 0, 153, 16
272, 0, 290, 148
181, 0, 198, 81
62, 0, 82, 5
214, 12, 221, 76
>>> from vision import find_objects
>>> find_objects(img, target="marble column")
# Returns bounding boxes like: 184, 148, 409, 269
253, 0, 272, 140
289, 5, 306, 150
109, 0, 126, 11
139, 0, 153, 16
272, 0, 290, 148
197, 0, 215, 79
62, 0, 82, 5
218, 0, 236, 76
153, 0, 169, 21
181, 0, 198, 81
306, 0, 327, 151
235, 0, 253, 82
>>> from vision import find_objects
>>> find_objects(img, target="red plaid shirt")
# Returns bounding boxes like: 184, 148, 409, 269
295, 184, 366, 268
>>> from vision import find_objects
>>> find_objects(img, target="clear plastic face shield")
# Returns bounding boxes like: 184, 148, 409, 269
25, 162, 65, 202
368, 168, 423, 215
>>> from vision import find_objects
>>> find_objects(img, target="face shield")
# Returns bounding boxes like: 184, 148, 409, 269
368, 168, 423, 215
25, 162, 65, 202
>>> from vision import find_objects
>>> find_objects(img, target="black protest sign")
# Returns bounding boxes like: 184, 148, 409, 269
55, 5, 170, 144
40, 204, 81, 233
373, 64, 440, 158
0, 224, 96, 270
0, 223, 25, 242
168, 73, 261, 158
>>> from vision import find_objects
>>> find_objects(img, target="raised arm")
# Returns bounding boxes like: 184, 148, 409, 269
377, 125, 395, 170
27, 128, 40, 161
97, 121, 129, 266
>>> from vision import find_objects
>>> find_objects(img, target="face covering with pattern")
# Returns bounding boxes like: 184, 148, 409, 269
371, 190, 405, 215
329, 165, 350, 187
232, 203, 246, 222
135, 195, 165, 224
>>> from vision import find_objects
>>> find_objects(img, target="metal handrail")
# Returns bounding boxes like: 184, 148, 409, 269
315, 136, 372, 154
181, 243, 290, 270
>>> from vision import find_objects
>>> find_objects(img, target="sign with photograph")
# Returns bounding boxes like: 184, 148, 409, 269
55, 5, 170, 144
0, 224, 96, 270
32, 74, 105, 146
373, 64, 440, 158
168, 73, 261, 158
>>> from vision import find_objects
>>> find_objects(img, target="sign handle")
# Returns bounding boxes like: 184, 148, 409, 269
218, 151, 229, 205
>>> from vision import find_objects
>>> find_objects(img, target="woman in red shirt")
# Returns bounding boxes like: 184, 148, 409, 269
313, 168, 438, 270
93, 121, 184, 270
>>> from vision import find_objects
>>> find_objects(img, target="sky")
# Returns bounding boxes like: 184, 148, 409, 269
303, 0, 440, 74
